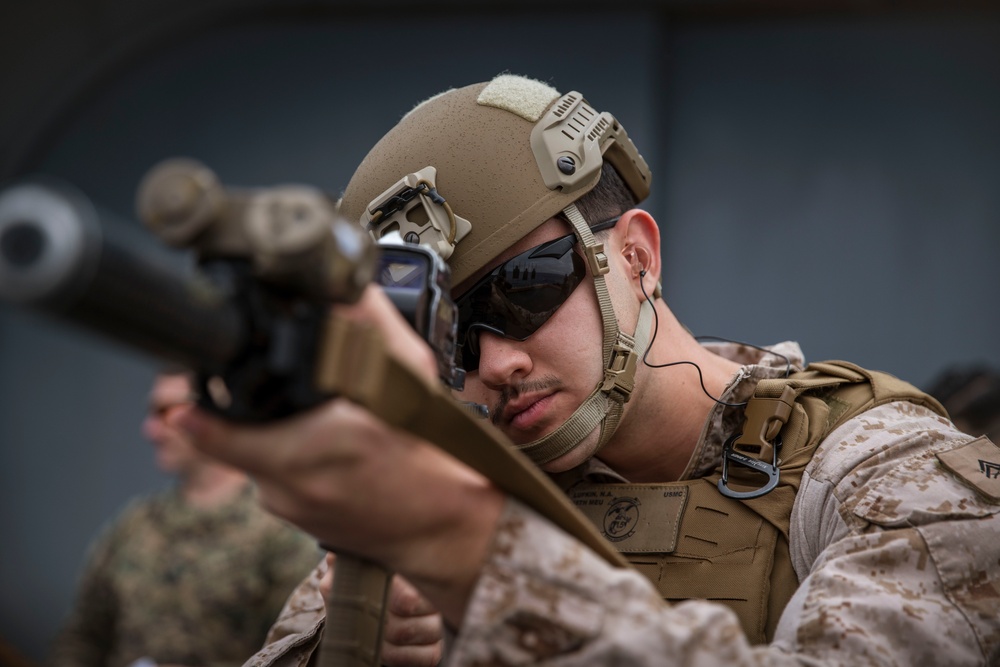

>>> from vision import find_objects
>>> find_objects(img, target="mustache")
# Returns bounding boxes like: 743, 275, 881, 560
491, 374, 562, 426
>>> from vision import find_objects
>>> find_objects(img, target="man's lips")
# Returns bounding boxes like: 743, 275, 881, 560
501, 392, 556, 431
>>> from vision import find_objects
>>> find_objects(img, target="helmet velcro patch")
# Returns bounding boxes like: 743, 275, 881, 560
476, 74, 560, 122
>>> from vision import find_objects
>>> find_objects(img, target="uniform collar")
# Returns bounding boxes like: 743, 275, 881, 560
680, 341, 805, 480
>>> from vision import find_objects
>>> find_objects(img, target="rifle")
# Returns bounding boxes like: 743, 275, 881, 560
0, 160, 629, 666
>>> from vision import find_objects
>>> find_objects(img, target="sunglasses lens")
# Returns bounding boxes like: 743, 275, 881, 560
456, 233, 585, 371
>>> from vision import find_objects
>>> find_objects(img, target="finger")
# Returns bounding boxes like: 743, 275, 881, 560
383, 611, 443, 646
380, 640, 443, 667
168, 405, 254, 468
170, 400, 343, 477
318, 553, 335, 600
339, 286, 438, 381
388, 575, 439, 618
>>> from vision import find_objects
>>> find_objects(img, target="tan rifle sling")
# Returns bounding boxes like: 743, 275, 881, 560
568, 360, 946, 644
315, 313, 632, 667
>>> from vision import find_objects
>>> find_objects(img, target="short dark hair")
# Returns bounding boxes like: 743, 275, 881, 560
574, 161, 639, 229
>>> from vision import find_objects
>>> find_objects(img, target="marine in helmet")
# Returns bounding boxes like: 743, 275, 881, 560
181, 74, 1000, 666
339, 74, 742, 481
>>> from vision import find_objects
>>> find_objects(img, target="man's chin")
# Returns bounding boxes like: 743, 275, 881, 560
153, 451, 181, 474
537, 432, 602, 473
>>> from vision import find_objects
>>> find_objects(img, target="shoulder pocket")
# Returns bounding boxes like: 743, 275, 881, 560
854, 438, 1000, 527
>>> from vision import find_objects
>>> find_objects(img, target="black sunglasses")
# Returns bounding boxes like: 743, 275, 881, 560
455, 232, 587, 372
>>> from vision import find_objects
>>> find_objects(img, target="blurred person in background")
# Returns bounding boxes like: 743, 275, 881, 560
50, 369, 320, 667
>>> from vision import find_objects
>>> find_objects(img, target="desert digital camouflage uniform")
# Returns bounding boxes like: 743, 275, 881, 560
238, 559, 329, 666
242, 343, 1000, 667
51, 483, 321, 667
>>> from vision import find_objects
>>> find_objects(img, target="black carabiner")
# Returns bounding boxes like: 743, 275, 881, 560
717, 432, 781, 500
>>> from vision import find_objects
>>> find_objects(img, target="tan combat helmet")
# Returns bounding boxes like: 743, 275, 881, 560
340, 73, 654, 465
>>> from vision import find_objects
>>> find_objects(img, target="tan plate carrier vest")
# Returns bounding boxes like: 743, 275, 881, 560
568, 360, 946, 644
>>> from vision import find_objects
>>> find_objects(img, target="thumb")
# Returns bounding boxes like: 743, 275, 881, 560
169, 404, 270, 475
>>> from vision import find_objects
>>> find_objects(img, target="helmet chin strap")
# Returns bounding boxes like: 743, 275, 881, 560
515, 203, 654, 465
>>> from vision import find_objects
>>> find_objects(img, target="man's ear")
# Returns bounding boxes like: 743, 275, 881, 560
616, 209, 661, 302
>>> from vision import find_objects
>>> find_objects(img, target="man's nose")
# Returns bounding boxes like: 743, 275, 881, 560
475, 331, 532, 389
141, 414, 163, 442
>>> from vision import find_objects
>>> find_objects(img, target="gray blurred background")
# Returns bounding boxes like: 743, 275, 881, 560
1, 0, 998, 661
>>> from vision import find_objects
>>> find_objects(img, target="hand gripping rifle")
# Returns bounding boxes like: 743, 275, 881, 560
0, 160, 629, 666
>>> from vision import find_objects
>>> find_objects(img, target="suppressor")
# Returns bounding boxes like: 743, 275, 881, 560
0, 177, 245, 370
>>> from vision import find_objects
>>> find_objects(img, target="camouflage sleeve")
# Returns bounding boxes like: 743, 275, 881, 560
49, 507, 134, 667
448, 404, 1000, 666
776, 401, 1000, 664
237, 557, 326, 667
262, 557, 327, 647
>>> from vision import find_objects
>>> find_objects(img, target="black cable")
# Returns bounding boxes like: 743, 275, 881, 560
638, 271, 791, 408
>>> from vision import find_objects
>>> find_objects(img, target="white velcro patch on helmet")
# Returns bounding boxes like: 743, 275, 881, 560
476, 74, 560, 122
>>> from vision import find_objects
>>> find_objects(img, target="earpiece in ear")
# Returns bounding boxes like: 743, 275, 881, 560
633, 246, 654, 277
626, 248, 645, 278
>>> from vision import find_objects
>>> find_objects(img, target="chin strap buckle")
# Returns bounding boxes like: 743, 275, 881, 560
601, 340, 639, 400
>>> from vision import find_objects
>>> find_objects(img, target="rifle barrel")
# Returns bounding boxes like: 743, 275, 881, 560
0, 178, 245, 370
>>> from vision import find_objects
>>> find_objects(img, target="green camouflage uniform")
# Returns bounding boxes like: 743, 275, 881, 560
50, 483, 321, 667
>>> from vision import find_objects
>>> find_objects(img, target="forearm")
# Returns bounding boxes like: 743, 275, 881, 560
450, 499, 781, 666
387, 469, 506, 627
448, 496, 997, 667
772, 522, 989, 664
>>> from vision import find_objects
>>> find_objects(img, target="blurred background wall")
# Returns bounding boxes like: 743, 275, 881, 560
1, 0, 998, 660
